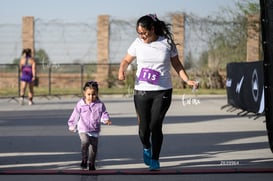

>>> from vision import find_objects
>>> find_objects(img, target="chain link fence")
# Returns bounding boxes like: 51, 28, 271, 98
0, 63, 134, 98
0, 11, 251, 98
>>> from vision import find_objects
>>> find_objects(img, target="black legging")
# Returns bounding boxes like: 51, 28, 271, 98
134, 89, 172, 160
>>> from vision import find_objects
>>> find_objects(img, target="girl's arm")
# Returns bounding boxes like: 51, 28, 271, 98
68, 107, 80, 132
32, 59, 36, 81
101, 103, 111, 125
19, 59, 23, 73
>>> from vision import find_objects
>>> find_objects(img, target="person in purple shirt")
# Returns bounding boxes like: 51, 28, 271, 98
68, 81, 111, 171
19, 48, 36, 105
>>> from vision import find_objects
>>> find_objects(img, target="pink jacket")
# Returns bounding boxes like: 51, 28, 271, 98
68, 98, 110, 133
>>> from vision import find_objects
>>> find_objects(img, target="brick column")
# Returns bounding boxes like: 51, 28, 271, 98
96, 15, 110, 88
172, 14, 185, 65
22, 16, 34, 56
246, 14, 260, 62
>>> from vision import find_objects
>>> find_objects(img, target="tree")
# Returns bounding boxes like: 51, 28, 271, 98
196, 0, 260, 70
236, 0, 260, 15
34, 49, 50, 65
189, 0, 260, 89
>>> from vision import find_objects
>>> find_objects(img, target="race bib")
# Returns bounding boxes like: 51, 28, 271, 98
138, 68, 160, 85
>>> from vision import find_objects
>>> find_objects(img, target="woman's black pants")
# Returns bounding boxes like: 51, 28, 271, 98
134, 89, 172, 160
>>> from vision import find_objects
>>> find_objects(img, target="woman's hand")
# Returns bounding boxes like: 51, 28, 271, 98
186, 80, 199, 90
118, 71, 125, 81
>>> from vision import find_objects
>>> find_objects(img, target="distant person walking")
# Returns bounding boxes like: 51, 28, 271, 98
68, 81, 111, 171
118, 14, 198, 170
19, 48, 36, 105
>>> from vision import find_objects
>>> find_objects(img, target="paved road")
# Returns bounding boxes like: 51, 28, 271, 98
0, 94, 272, 180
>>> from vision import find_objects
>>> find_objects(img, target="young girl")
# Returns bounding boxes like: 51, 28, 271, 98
19, 48, 36, 105
68, 81, 111, 170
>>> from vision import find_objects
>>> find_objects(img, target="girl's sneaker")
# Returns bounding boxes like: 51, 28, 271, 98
80, 160, 87, 170
89, 163, 96, 171
143, 148, 151, 166
149, 159, 160, 171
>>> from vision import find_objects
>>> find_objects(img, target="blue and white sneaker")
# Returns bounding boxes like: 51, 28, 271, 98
143, 148, 151, 166
149, 159, 160, 171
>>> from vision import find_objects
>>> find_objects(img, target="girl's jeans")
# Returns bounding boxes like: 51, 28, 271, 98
79, 133, 98, 165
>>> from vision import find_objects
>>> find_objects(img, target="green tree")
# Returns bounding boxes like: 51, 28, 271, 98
197, 0, 260, 69
236, 0, 260, 15
34, 49, 50, 65
192, 0, 260, 89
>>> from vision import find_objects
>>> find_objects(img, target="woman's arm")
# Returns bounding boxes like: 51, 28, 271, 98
171, 55, 197, 86
118, 54, 135, 81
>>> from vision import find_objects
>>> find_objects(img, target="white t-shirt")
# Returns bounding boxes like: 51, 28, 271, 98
128, 36, 178, 91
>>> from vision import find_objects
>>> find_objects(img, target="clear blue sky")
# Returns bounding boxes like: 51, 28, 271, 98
0, 0, 237, 23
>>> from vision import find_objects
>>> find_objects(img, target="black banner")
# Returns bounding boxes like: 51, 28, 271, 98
226, 61, 264, 114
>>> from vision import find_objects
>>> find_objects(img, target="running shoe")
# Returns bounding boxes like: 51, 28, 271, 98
143, 148, 151, 166
149, 159, 160, 171
89, 163, 96, 171
80, 160, 87, 170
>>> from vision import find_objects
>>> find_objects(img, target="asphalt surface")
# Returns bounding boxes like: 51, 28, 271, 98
0, 94, 273, 180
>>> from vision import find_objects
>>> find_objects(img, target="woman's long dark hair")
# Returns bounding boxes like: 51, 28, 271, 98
136, 14, 176, 49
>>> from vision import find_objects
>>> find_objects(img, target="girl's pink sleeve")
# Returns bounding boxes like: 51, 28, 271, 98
68, 107, 80, 128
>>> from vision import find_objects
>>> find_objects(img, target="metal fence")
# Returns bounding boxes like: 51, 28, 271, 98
0, 62, 227, 99
0, 14, 212, 65
0, 13, 235, 99
0, 63, 136, 99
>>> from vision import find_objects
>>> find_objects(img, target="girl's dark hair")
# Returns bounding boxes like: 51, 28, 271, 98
136, 14, 176, 49
83, 81, 99, 92
22, 48, 32, 58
